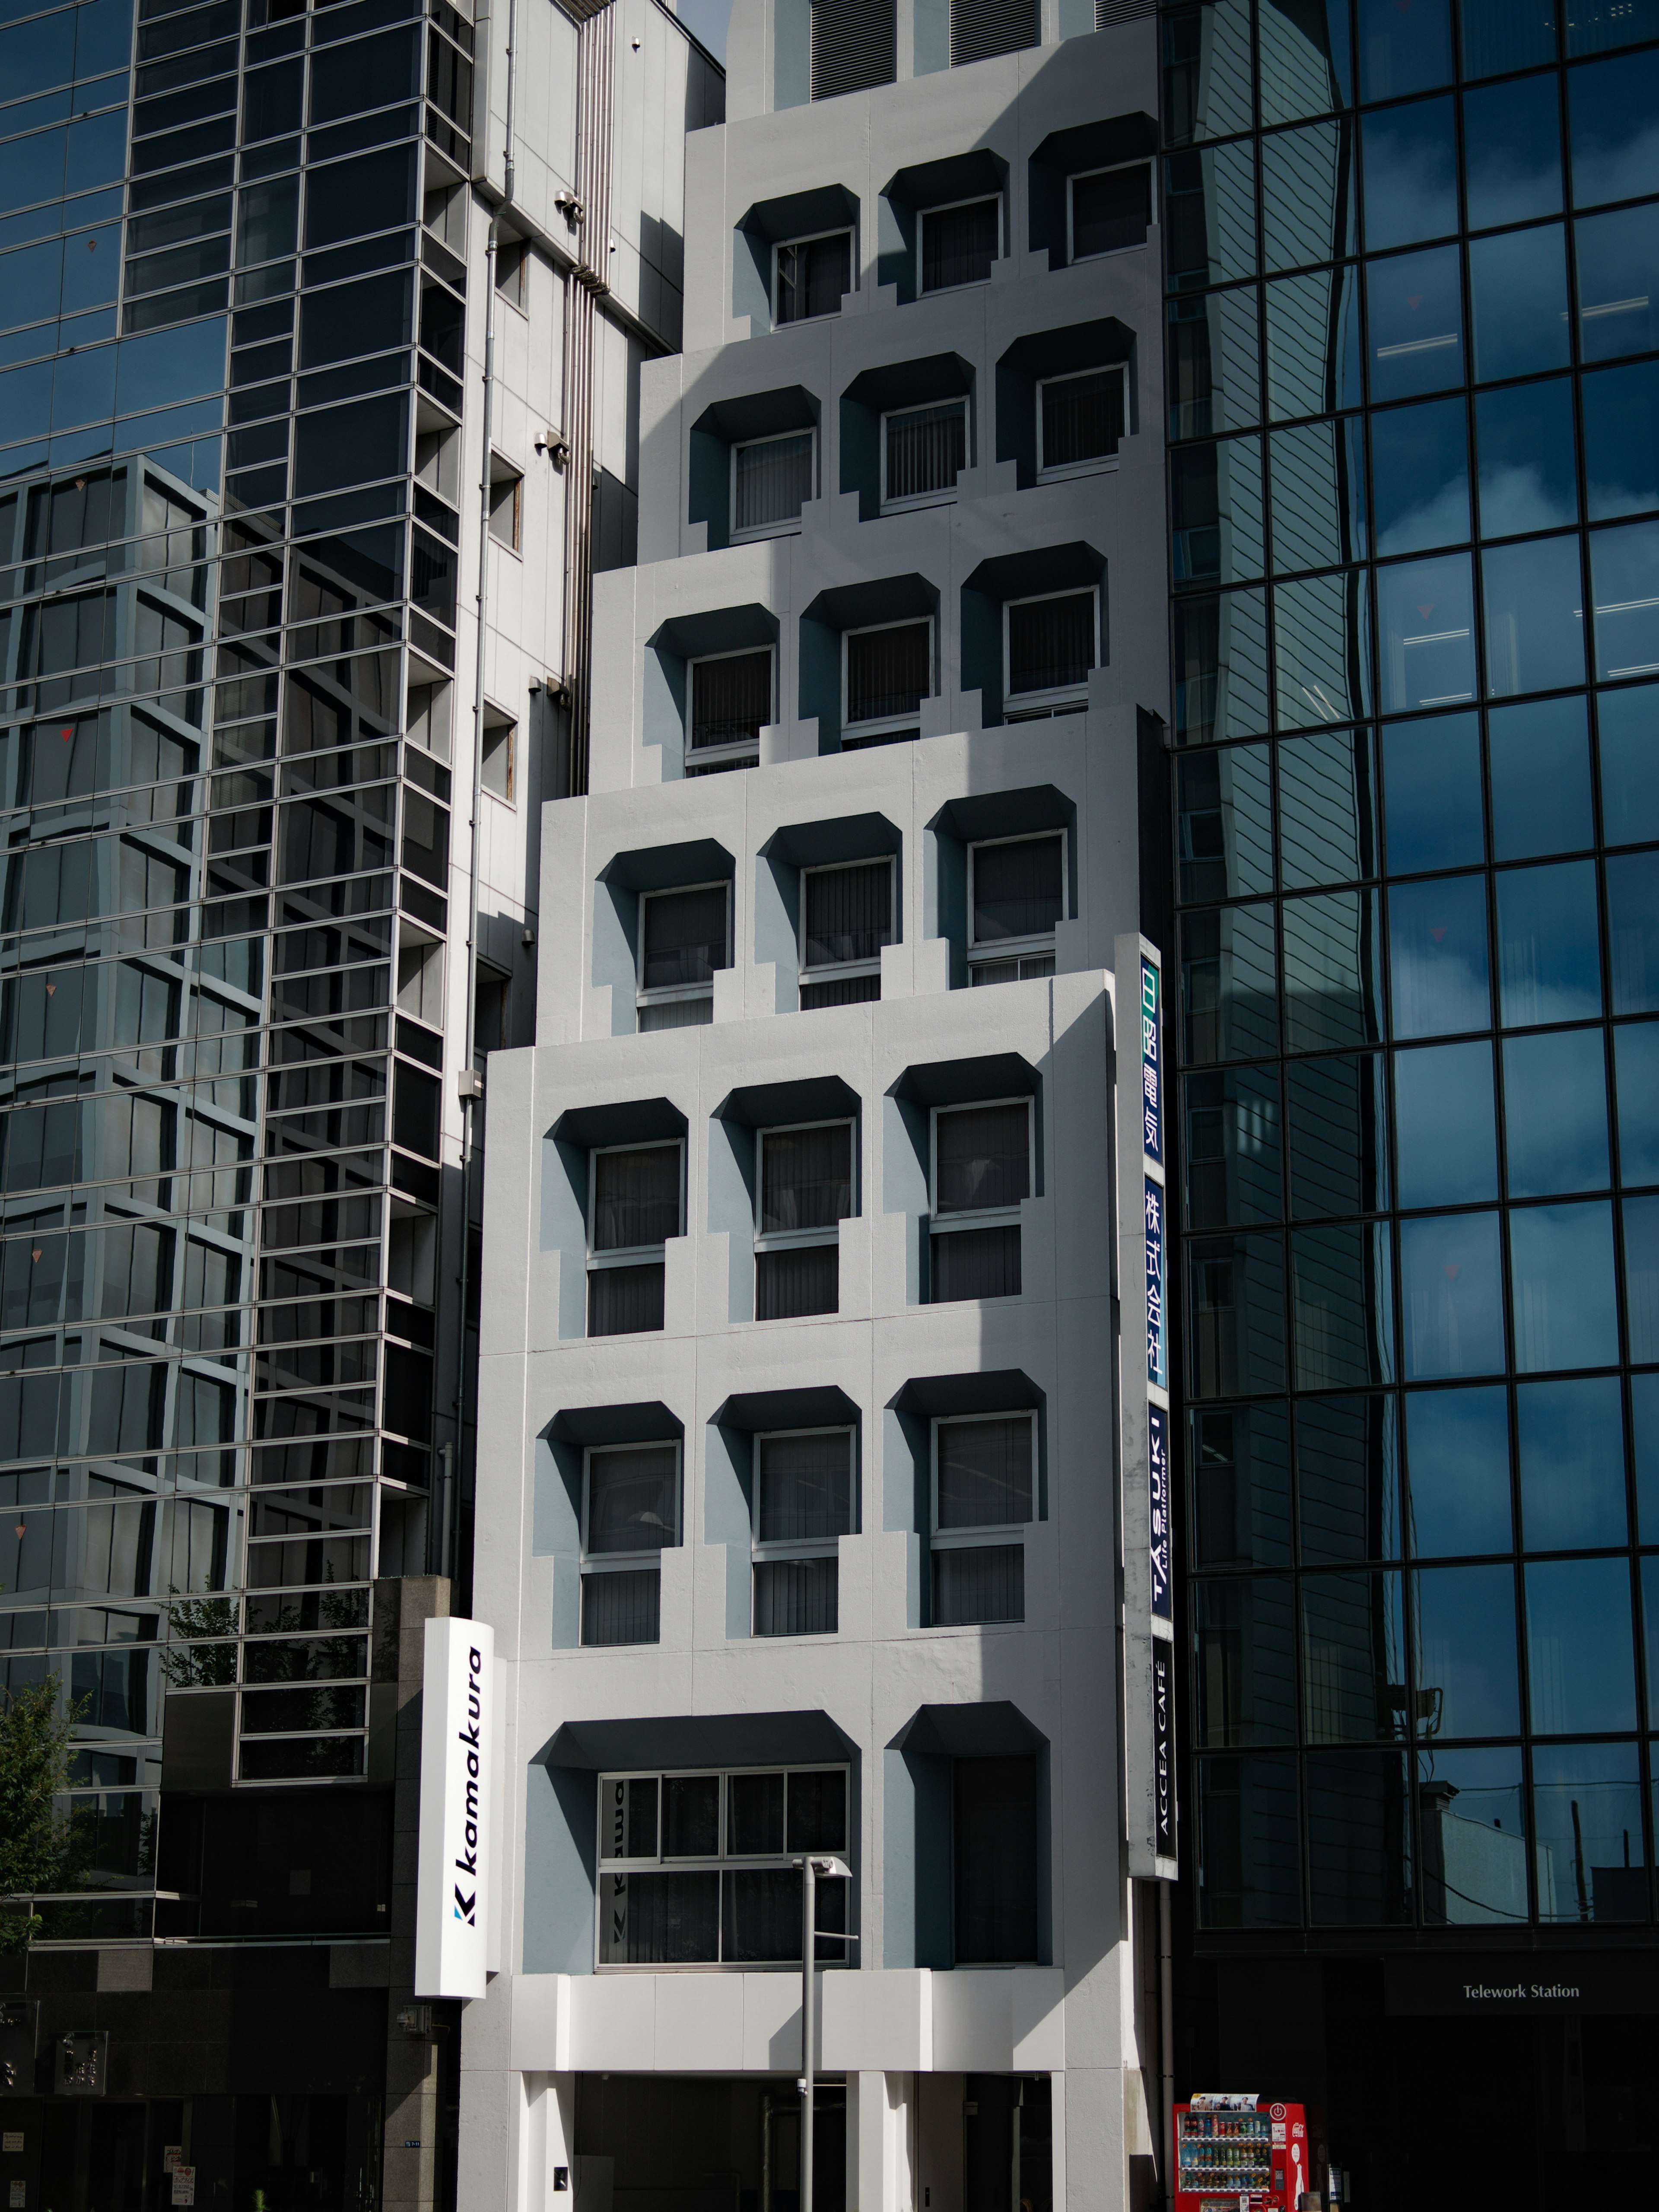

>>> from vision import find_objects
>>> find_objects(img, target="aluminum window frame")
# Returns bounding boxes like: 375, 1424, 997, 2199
753, 1116, 858, 1260
928, 1093, 1035, 1237
878, 397, 969, 515
841, 614, 935, 741
586, 1137, 686, 1271
686, 643, 775, 769
751, 1422, 857, 1568
966, 827, 1067, 985
1065, 158, 1156, 265
729, 425, 818, 545
635, 877, 732, 1022
580, 1436, 683, 1569
918, 191, 1003, 296
928, 1406, 1037, 1553
1001, 585, 1100, 716
1035, 363, 1129, 484
798, 853, 897, 991
772, 226, 855, 327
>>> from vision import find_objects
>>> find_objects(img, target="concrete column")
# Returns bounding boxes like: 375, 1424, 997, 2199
851, 2072, 915, 2212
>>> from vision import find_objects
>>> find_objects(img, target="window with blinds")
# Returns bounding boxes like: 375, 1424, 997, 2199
1005, 590, 1097, 704
1070, 163, 1152, 259
756, 1120, 853, 1320
883, 400, 967, 507
1039, 368, 1126, 476
931, 1414, 1034, 1627
921, 197, 999, 293
809, 0, 896, 100
930, 1100, 1030, 1303
801, 856, 892, 1007
775, 231, 852, 324
581, 1441, 679, 1646
949, 0, 1037, 66
753, 1428, 853, 1637
845, 619, 931, 731
690, 649, 772, 755
637, 882, 730, 1028
969, 832, 1064, 985
953, 1754, 1038, 1951
588, 1143, 680, 1338
733, 432, 814, 536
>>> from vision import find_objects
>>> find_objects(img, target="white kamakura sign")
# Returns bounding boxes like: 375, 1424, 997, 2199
413, 1615, 495, 1999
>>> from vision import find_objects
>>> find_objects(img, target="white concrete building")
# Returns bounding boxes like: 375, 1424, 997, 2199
462, 3, 1172, 2208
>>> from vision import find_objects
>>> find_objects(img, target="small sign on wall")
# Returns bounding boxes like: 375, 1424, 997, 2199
2, 2136, 22, 2156
11, 2177, 26, 2206
171, 2168, 196, 2207
414, 1616, 496, 1999
162, 2151, 182, 2176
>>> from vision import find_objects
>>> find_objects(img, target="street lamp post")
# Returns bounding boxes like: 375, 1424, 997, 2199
794, 1853, 853, 2212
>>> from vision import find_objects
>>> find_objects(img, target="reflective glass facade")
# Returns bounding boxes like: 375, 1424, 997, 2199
1166, 0, 1659, 1932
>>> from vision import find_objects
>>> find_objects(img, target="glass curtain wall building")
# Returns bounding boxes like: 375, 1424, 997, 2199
1166, 0, 1659, 2191
0, 0, 712, 2202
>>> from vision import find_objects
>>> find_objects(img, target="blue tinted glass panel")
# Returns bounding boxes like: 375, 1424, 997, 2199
1366, 244, 1464, 400
1503, 1030, 1610, 1199
1286, 1052, 1390, 1219
1381, 712, 1483, 872
1475, 378, 1578, 540
1460, 0, 1557, 77
1566, 0, 1659, 54
1592, 522, 1659, 685
1526, 1562, 1637, 1731
1643, 1557, 1659, 1722
1179, 904, 1279, 1064
1261, 122, 1355, 272
0, 13, 77, 101
1568, 47, 1659, 208
1360, 95, 1456, 250
1481, 534, 1586, 698
1306, 1749, 1412, 1924
1509, 1200, 1620, 1372
1576, 205, 1659, 362
1462, 75, 1564, 228
1532, 1740, 1646, 1923
1376, 553, 1476, 714
1468, 224, 1571, 384
1488, 696, 1593, 860
1192, 1403, 1293, 1567
1418, 1745, 1529, 1927
1265, 267, 1364, 423
1184, 1066, 1284, 1229
1637, 1371, 1659, 1540
1370, 397, 1469, 556
1399, 1210, 1506, 1378
1405, 1383, 1513, 1556
1393, 1041, 1498, 1208
1625, 1193, 1659, 1363
1194, 1577, 1298, 1745
1615, 1020, 1659, 1185
1356, 0, 1452, 100
1296, 1394, 1401, 1564
1606, 849, 1659, 1013
1290, 1222, 1395, 1389
1599, 683, 1659, 845
1584, 360, 1659, 522
1187, 1234, 1289, 1396
1413, 1563, 1519, 1736
1302, 1570, 1405, 1742
1517, 1375, 1628, 1549
1494, 860, 1602, 1028
1196, 1753, 1302, 1929
1388, 874, 1491, 1038
1259, 0, 1353, 124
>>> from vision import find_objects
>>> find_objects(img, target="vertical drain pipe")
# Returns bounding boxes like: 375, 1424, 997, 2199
449, 0, 517, 1586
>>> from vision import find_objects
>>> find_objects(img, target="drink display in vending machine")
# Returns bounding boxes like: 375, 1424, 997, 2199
1173, 2092, 1308, 2212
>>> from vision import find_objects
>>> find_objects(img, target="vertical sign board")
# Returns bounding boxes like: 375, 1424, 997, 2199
1116, 934, 1178, 1882
414, 1615, 495, 2000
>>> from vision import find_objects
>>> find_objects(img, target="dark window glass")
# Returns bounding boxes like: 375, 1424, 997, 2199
1306, 1749, 1412, 1924
788, 1768, 847, 1853
734, 432, 813, 531
1187, 1233, 1288, 1396
1387, 875, 1491, 1040
1196, 1752, 1301, 1928
308, 25, 420, 125
1608, 851, 1659, 1016
1601, 684, 1659, 848
1470, 225, 1571, 385
1262, 119, 1354, 271
1071, 164, 1151, 258
587, 1262, 665, 1337
691, 650, 770, 750
1297, 1393, 1400, 1564
1569, 46, 1659, 209
1176, 744, 1274, 904
953, 1755, 1037, 1962
804, 861, 891, 966
921, 197, 998, 292
938, 1414, 1031, 1530
1184, 1065, 1284, 1229
931, 1224, 1022, 1301
1290, 1220, 1395, 1389
1517, 1376, 1628, 1550
727, 1771, 783, 1855
1376, 552, 1476, 712
1381, 712, 1483, 875
1640, 1373, 1659, 1541
1502, 1030, 1610, 1198
302, 144, 415, 249
1494, 860, 1601, 1029
1194, 1576, 1297, 1746
1360, 95, 1456, 250
1394, 1041, 1497, 1208
1399, 1211, 1506, 1378
292, 392, 407, 497
1413, 1563, 1520, 1736
1269, 422, 1369, 576
1583, 359, 1659, 521
581, 1567, 660, 1648
1259, 0, 1352, 123
592, 1144, 679, 1252
1531, 1740, 1647, 1924
1404, 1383, 1513, 1557
1282, 890, 1384, 1054
1355, 0, 1451, 100
1007, 591, 1096, 696
587, 1444, 676, 1555
1371, 396, 1469, 556
1615, 1020, 1659, 1184
758, 1432, 852, 1542
300, 269, 410, 368
1301, 1568, 1404, 1742
845, 620, 929, 723
641, 885, 728, 990
1509, 1199, 1620, 1373
753, 1558, 837, 1636
1575, 204, 1659, 362
1168, 286, 1263, 440
972, 835, 1062, 944
1192, 1403, 1292, 1567
1418, 1745, 1529, 1926
1489, 696, 1592, 860
1164, 141, 1258, 292
1526, 1558, 1637, 1732
1041, 369, 1123, 470
885, 401, 965, 500
775, 230, 850, 324
1459, 0, 1556, 78
934, 1102, 1030, 1213
1266, 265, 1363, 419
1366, 244, 1463, 401
756, 1244, 839, 1319
760, 1123, 852, 1233
1462, 75, 1562, 229
934, 1541, 1023, 1624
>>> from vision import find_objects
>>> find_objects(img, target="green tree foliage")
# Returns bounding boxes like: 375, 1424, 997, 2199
0, 1678, 83, 1952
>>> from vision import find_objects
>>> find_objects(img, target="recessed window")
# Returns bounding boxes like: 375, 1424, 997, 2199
495, 235, 527, 306
1069, 162, 1152, 260
397, 932, 444, 1025
1004, 589, 1099, 718
844, 618, 931, 745
753, 1427, 854, 1636
588, 1141, 682, 1338
800, 857, 893, 1008
929, 1097, 1031, 1301
481, 716, 514, 801
582, 1440, 679, 1645
756, 1119, 855, 1320
775, 230, 852, 325
1038, 367, 1127, 479
969, 832, 1063, 986
733, 430, 815, 539
594, 1764, 849, 1964
488, 468, 521, 551
921, 196, 1000, 293
882, 400, 967, 510
636, 882, 731, 1030
689, 648, 772, 767
931, 1410, 1034, 1625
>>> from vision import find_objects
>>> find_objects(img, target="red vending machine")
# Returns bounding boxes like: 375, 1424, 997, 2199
1174, 2093, 1309, 2212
